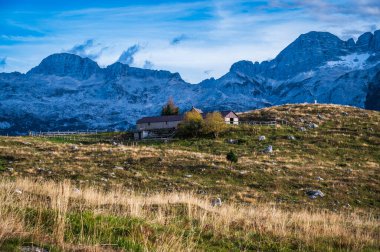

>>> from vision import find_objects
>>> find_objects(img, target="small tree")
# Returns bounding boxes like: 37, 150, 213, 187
202, 112, 227, 138
161, 97, 179, 116
226, 150, 238, 168
177, 110, 203, 137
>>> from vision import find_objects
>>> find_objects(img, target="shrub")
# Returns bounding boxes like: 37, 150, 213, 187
202, 112, 227, 138
177, 110, 203, 137
226, 150, 238, 167
161, 97, 179, 116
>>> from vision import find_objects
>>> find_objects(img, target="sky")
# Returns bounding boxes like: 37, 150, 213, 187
0, 0, 379, 83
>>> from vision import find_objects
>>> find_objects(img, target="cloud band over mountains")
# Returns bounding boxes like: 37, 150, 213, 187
117, 44, 141, 65
0, 0, 379, 82
67, 39, 107, 60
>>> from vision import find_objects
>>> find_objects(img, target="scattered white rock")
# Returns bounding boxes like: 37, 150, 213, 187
100, 177, 108, 182
7, 167, 14, 172
316, 176, 324, 181
317, 114, 324, 120
184, 174, 193, 178
22, 142, 32, 145
211, 197, 222, 207
306, 190, 325, 199
288, 135, 296, 140
263, 145, 273, 153
342, 112, 349, 116
21, 245, 48, 252
70, 145, 79, 151
112, 142, 118, 146
258, 135, 266, 141
114, 166, 124, 170
14, 189, 22, 195
226, 139, 238, 144
109, 172, 116, 178
239, 170, 248, 175
308, 123, 319, 129
299, 127, 307, 132
73, 188, 81, 193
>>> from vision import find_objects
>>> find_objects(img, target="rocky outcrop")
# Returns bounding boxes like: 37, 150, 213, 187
27, 53, 102, 80
365, 70, 380, 110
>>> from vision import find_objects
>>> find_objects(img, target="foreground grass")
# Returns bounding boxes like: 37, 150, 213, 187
0, 178, 379, 251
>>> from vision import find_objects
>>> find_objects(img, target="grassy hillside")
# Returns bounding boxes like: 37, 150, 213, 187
0, 178, 378, 251
0, 104, 379, 251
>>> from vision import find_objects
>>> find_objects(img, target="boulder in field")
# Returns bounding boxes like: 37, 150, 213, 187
211, 197, 222, 207
288, 135, 296, 140
308, 123, 319, 129
263, 145, 273, 153
70, 145, 79, 151
258, 135, 266, 141
306, 190, 325, 199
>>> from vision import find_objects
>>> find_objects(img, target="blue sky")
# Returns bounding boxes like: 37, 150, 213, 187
0, 0, 379, 82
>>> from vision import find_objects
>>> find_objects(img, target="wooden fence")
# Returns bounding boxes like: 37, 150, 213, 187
29, 130, 108, 137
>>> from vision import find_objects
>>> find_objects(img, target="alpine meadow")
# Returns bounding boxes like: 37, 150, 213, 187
0, 1, 379, 251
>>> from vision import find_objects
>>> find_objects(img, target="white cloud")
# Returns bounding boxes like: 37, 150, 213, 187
66, 39, 107, 60
117, 44, 141, 65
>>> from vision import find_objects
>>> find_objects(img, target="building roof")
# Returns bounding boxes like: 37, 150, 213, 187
136, 110, 238, 124
137, 114, 183, 124
190, 106, 203, 113
220, 111, 238, 118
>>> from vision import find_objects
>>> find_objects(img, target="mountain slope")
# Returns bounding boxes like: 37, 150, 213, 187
1, 30, 380, 134
0, 54, 199, 134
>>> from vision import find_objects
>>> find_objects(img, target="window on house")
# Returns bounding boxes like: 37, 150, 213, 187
148, 122, 151, 126
230, 118, 234, 124
165, 121, 168, 125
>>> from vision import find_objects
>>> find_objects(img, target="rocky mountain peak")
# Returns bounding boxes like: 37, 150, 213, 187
229, 60, 258, 77
271, 31, 348, 79
104, 62, 129, 79
370, 30, 380, 51
356, 32, 374, 51
27, 53, 101, 80
346, 38, 356, 48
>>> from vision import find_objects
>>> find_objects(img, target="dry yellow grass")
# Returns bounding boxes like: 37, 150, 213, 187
0, 178, 378, 251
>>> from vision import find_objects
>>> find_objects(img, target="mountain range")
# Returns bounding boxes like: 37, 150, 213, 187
1, 30, 380, 135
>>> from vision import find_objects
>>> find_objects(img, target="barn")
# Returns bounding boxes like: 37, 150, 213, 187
136, 114, 184, 131
134, 107, 239, 139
